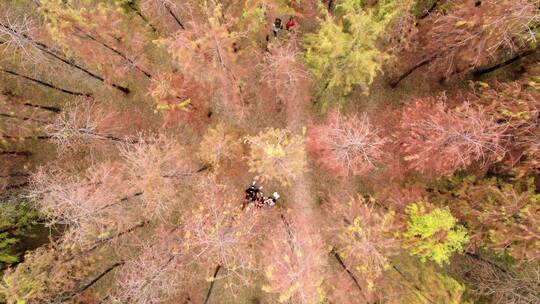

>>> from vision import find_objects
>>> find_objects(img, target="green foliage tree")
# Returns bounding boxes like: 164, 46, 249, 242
403, 202, 468, 265
239, 0, 294, 39
0, 200, 42, 270
382, 255, 471, 304
304, 0, 401, 108
1, 245, 108, 303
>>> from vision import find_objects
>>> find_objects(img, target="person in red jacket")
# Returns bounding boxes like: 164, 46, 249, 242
286, 17, 298, 31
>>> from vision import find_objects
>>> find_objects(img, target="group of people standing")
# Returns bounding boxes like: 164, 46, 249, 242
244, 181, 280, 208
267, 17, 298, 41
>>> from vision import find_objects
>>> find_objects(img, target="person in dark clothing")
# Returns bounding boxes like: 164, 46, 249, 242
243, 182, 280, 209
272, 18, 283, 37
245, 181, 260, 202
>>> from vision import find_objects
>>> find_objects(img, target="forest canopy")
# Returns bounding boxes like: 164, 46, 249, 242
0, 0, 539, 303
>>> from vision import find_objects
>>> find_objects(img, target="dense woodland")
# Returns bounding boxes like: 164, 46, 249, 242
0, 0, 539, 303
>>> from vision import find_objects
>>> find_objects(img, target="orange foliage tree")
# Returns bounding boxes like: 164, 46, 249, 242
112, 176, 270, 303
438, 175, 540, 262
157, 1, 248, 117
323, 195, 399, 302
423, 0, 538, 78
197, 123, 244, 171
3, 130, 275, 303
149, 72, 210, 127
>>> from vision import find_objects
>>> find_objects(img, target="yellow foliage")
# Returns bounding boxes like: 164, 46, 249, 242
198, 124, 243, 170
245, 128, 307, 186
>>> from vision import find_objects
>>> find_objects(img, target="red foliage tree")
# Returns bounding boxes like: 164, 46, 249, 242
428, 0, 538, 75
423, 0, 538, 78
392, 0, 539, 85
440, 176, 540, 262
398, 95, 506, 177
308, 111, 387, 176
472, 81, 540, 173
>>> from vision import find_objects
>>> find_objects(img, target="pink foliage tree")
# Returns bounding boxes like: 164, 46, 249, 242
308, 111, 387, 176
262, 214, 327, 304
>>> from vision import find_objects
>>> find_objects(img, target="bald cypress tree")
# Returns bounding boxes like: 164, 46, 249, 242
304, 0, 407, 109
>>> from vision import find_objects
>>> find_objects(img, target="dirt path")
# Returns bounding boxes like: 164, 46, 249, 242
286, 93, 312, 214
286, 83, 313, 218
282, 92, 326, 302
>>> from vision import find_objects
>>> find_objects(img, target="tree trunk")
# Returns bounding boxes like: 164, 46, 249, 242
313, 79, 331, 105
472, 50, 536, 78
81, 220, 150, 255
390, 57, 433, 88
203, 265, 222, 304
0, 68, 92, 97
127, 2, 158, 33
0, 22, 130, 95
3, 182, 29, 191
0, 151, 32, 158
95, 191, 144, 212
79, 30, 152, 79
465, 252, 509, 275
166, 5, 185, 29
83, 131, 129, 143
331, 248, 363, 295
0, 112, 49, 124
418, 0, 440, 19
1, 135, 52, 140
22, 102, 62, 113
61, 261, 125, 301
0, 171, 31, 178
61, 220, 150, 264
